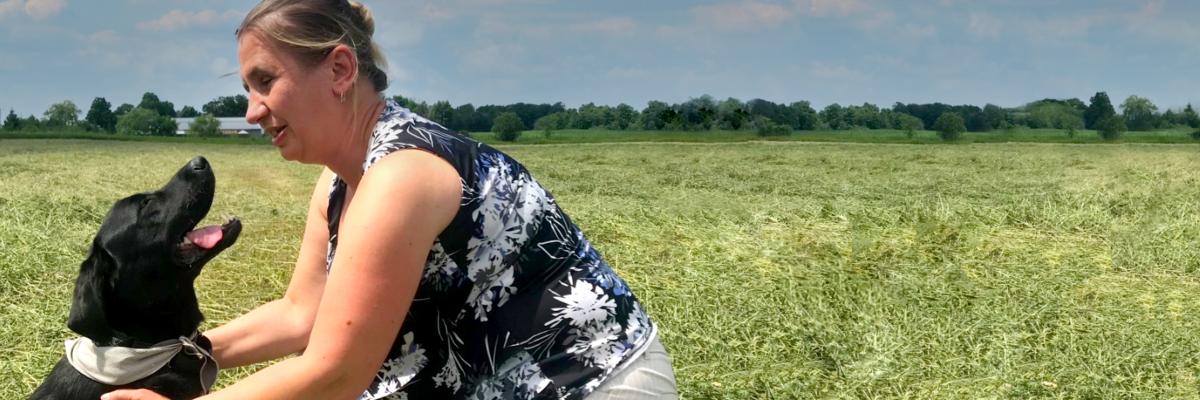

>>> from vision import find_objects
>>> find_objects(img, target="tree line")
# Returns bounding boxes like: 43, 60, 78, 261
1, 93, 247, 136
4, 91, 1197, 141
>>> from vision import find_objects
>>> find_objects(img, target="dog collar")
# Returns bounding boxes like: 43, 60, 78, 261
64, 332, 218, 392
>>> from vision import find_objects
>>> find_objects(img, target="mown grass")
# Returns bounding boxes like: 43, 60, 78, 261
3, 139, 1200, 398
472, 127, 1200, 145
6, 126, 1200, 146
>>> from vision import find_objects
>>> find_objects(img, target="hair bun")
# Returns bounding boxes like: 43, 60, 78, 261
347, 1, 375, 36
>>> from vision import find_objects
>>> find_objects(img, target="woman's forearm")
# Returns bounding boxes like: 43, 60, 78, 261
199, 354, 363, 400
206, 298, 314, 368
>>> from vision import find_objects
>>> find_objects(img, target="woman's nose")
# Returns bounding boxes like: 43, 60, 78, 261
245, 102, 268, 125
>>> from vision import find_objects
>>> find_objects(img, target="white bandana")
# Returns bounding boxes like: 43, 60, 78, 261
64, 333, 218, 391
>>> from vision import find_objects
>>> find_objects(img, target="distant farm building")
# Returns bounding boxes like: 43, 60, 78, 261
174, 117, 263, 136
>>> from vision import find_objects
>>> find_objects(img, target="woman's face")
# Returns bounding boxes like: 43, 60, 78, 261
237, 32, 338, 163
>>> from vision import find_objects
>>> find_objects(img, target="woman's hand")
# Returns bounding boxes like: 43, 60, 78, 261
100, 389, 169, 400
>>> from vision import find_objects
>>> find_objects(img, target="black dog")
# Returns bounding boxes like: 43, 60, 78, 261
31, 156, 241, 399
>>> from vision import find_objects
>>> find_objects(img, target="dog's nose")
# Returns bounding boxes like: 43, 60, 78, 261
189, 156, 209, 171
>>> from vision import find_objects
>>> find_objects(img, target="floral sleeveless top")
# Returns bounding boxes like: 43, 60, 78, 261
325, 100, 657, 400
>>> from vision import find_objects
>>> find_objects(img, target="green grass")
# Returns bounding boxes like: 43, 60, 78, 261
466, 127, 1200, 145
4, 139, 1200, 398
7, 126, 1200, 146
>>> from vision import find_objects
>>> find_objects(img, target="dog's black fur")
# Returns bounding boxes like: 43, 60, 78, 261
30, 156, 241, 399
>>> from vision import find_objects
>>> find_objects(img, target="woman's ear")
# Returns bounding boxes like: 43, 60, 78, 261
327, 44, 359, 99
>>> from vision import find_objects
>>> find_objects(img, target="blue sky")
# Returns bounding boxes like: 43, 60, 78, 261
1, 0, 1197, 117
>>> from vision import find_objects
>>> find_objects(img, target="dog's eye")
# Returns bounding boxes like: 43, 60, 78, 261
139, 197, 153, 209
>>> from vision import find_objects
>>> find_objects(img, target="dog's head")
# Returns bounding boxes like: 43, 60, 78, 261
68, 156, 241, 346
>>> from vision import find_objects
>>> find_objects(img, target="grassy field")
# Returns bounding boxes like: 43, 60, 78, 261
5, 126, 1200, 146
3, 139, 1200, 398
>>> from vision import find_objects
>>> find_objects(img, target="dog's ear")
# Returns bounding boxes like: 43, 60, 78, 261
67, 237, 115, 343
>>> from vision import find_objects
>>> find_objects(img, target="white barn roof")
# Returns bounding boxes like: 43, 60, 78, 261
174, 117, 263, 136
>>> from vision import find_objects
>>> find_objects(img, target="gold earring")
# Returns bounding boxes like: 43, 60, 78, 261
338, 91, 346, 104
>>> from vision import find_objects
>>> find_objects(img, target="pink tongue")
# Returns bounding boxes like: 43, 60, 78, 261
186, 225, 224, 249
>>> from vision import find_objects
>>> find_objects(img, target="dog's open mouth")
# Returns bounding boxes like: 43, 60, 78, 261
177, 217, 242, 265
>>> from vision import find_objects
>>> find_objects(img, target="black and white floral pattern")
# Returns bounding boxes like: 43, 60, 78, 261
326, 100, 656, 399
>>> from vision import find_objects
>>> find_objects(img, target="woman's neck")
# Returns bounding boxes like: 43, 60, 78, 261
327, 93, 385, 189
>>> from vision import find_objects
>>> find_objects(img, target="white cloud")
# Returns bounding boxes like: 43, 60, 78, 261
375, 19, 425, 49
692, 0, 793, 31
419, 3, 455, 21
0, 0, 21, 17
1, 0, 65, 19
967, 13, 1001, 37
898, 23, 936, 39
573, 17, 636, 36
459, 42, 527, 73
790, 0, 892, 32
209, 57, 235, 77
86, 29, 118, 43
796, 0, 868, 17
1024, 14, 1104, 38
23, 0, 64, 19
809, 62, 867, 81
606, 66, 648, 80
137, 9, 240, 31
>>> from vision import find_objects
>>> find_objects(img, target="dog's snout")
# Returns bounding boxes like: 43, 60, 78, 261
189, 156, 209, 171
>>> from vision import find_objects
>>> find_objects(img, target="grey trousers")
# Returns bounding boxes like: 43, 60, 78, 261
586, 337, 678, 400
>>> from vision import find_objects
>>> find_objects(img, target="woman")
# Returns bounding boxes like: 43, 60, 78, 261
103, 1, 675, 399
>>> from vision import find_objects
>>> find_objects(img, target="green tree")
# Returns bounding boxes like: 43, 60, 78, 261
85, 97, 117, 132
451, 103, 480, 132
982, 104, 1007, 130
1027, 101, 1084, 130
1121, 95, 1158, 131
790, 101, 818, 130
138, 92, 177, 117
202, 95, 249, 117
534, 113, 564, 137
179, 106, 200, 118
1084, 92, 1115, 130
492, 112, 524, 141
1160, 109, 1180, 128
1183, 104, 1199, 128
428, 101, 454, 127
849, 102, 886, 129
933, 112, 966, 141
751, 115, 791, 137
716, 98, 747, 130
575, 103, 611, 130
188, 114, 222, 136
611, 103, 638, 130
117, 107, 177, 136
1096, 115, 1126, 141
896, 113, 924, 138
44, 100, 81, 127
820, 103, 847, 130
3, 109, 20, 131
22, 114, 43, 130
115, 103, 135, 117
639, 101, 673, 130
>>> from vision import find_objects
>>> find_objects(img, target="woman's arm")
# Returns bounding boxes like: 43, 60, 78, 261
205, 150, 460, 399
204, 168, 338, 368
106, 152, 460, 400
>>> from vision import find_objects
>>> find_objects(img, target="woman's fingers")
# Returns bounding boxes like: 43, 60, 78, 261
100, 389, 169, 400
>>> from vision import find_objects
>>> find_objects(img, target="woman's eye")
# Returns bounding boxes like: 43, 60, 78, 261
260, 77, 273, 86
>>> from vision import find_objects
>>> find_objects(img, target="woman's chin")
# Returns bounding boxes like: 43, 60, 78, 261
277, 145, 301, 162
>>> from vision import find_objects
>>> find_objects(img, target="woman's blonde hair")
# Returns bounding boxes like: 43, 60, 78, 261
236, 0, 388, 93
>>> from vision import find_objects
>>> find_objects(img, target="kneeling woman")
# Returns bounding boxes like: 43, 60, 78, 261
104, 1, 675, 399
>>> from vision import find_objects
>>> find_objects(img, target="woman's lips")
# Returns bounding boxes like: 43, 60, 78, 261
272, 126, 288, 146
